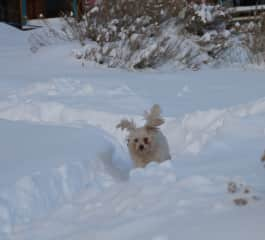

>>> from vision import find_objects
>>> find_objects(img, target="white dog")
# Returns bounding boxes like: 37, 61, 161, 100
117, 104, 171, 168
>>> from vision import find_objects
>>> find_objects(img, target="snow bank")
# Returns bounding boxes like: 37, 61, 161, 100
1, 95, 265, 238
161, 97, 265, 159
2, 96, 265, 158
214, 37, 254, 67
16, 78, 94, 97
0, 120, 130, 238
0, 23, 28, 47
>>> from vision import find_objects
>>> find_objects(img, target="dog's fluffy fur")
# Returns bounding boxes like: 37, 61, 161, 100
117, 104, 171, 168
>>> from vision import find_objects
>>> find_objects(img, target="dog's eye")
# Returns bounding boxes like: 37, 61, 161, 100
134, 138, 138, 143
144, 137, 149, 144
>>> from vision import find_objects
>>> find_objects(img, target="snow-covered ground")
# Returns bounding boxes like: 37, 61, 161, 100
0, 22, 265, 240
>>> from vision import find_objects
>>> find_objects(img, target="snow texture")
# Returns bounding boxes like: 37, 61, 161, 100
0, 22, 265, 240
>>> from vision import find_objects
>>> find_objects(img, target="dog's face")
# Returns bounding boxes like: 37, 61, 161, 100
127, 127, 155, 157
117, 104, 165, 165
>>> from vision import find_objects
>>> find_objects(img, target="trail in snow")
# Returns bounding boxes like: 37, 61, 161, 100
1, 86, 265, 156
11, 111, 265, 240
0, 70, 265, 239
0, 22, 265, 240
0, 80, 265, 239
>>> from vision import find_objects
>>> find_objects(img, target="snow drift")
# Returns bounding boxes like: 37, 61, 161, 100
0, 120, 129, 238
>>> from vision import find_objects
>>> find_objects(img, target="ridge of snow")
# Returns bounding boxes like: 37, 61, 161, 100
0, 121, 130, 238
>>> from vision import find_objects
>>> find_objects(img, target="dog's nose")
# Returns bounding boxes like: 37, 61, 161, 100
139, 145, 144, 151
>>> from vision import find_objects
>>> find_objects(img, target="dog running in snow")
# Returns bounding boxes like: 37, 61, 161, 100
117, 104, 171, 168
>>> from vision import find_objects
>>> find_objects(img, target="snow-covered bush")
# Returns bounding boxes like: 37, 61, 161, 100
63, 0, 186, 45
247, 13, 265, 64
30, 1, 264, 69
226, 14, 265, 66
180, 3, 244, 66
74, 19, 211, 69
63, 0, 224, 69
67, 1, 238, 69
184, 3, 230, 36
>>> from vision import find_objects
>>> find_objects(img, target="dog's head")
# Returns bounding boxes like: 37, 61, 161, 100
117, 104, 165, 156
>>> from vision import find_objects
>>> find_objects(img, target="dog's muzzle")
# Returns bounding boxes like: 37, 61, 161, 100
139, 144, 144, 151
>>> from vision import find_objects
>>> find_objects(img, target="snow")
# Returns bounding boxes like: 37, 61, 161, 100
194, 3, 214, 23
0, 120, 129, 238
0, 21, 265, 240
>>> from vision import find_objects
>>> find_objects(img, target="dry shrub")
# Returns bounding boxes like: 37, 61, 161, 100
246, 13, 265, 64
252, 13, 265, 54
75, 19, 210, 69
184, 3, 230, 36
66, 0, 216, 69
64, 1, 247, 69
182, 4, 236, 65
63, 0, 186, 45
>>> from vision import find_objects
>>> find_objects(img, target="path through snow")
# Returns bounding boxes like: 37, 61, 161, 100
0, 22, 265, 240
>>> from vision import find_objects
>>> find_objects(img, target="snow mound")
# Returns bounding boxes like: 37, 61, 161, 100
214, 38, 254, 67
165, 97, 265, 157
130, 161, 177, 184
15, 78, 94, 97
0, 23, 28, 47
2, 88, 265, 159
0, 120, 130, 238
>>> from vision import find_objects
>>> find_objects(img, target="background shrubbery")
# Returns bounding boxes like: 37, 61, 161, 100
247, 13, 265, 64
29, 0, 265, 69
64, 0, 186, 45
64, 0, 232, 69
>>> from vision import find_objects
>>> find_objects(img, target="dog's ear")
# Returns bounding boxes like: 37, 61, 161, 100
116, 119, 136, 132
144, 104, 165, 129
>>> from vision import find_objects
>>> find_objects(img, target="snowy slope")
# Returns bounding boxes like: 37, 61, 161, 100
0, 22, 265, 240
0, 120, 129, 237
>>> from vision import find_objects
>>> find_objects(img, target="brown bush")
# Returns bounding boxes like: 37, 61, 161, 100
62, 0, 186, 45
246, 13, 265, 64
184, 3, 230, 36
